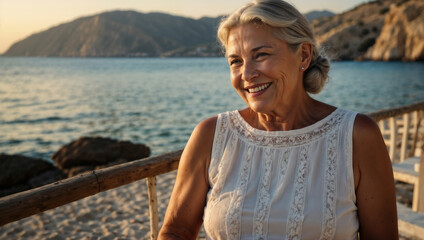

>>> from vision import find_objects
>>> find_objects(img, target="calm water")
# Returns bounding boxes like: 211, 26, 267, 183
1, 57, 423, 162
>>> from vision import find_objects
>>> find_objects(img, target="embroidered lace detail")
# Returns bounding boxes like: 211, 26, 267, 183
320, 131, 338, 240
211, 113, 229, 172
253, 148, 274, 240
226, 145, 254, 240
205, 130, 237, 227
278, 148, 291, 184
286, 146, 310, 240
204, 109, 359, 239
345, 111, 357, 203
229, 109, 344, 148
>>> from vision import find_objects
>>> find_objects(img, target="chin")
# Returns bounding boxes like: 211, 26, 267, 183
247, 102, 272, 114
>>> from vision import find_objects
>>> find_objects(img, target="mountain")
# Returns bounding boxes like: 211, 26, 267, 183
312, 0, 424, 61
304, 10, 334, 22
3, 11, 221, 57
364, 0, 424, 61
312, 1, 391, 60
3, 10, 333, 58
3, 1, 423, 60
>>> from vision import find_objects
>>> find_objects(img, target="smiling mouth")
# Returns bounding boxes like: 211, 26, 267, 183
245, 83, 272, 93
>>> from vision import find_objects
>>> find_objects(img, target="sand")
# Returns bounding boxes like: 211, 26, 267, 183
0, 171, 417, 239
0, 171, 207, 240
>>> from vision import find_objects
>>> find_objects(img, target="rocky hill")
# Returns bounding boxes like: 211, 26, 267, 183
313, 0, 424, 61
364, 0, 424, 61
313, 0, 391, 60
3, 11, 221, 57
3, 0, 423, 60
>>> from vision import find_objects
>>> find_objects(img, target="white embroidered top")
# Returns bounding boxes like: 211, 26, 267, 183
203, 108, 359, 240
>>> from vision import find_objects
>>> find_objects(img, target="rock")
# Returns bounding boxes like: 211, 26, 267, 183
0, 154, 55, 189
365, 0, 424, 61
65, 166, 95, 178
312, 0, 424, 61
0, 184, 30, 198
28, 169, 65, 188
313, 1, 390, 60
52, 137, 150, 170
63, 159, 129, 178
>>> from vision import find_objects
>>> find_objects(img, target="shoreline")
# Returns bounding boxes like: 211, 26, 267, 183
0, 171, 184, 239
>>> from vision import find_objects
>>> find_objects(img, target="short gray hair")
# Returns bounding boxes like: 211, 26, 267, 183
218, 0, 329, 94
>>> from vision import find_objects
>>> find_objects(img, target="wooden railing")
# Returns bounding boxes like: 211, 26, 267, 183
0, 100, 424, 239
369, 101, 424, 163
0, 149, 183, 239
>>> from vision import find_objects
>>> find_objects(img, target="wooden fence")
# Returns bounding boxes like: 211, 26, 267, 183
1, 100, 424, 239
0, 149, 182, 239
369, 101, 424, 163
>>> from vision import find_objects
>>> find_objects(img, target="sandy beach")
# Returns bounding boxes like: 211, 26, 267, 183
0, 170, 207, 239
0, 170, 419, 239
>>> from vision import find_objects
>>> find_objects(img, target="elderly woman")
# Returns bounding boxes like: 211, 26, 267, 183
159, 0, 398, 239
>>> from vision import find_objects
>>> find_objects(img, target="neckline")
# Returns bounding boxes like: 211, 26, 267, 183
233, 108, 341, 137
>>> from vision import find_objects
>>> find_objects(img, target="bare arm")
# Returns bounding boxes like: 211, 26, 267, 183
353, 114, 398, 239
158, 117, 217, 239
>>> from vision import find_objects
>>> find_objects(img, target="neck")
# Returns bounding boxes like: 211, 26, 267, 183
249, 94, 332, 131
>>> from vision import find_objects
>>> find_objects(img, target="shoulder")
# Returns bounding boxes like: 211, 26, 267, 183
352, 113, 385, 160
182, 116, 218, 166
352, 113, 391, 187
196, 116, 218, 132
352, 113, 382, 142
191, 116, 218, 142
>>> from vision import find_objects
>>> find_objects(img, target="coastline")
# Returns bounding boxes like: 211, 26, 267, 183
0, 171, 180, 239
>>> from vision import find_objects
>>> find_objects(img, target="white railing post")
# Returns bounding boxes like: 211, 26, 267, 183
389, 117, 397, 161
147, 176, 159, 240
400, 113, 410, 162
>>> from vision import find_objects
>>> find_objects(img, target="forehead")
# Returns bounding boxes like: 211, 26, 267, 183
226, 23, 281, 53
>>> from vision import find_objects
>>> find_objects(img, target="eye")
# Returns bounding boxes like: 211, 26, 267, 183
255, 52, 269, 59
229, 59, 242, 66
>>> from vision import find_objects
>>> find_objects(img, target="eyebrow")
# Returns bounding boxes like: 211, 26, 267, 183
252, 45, 273, 52
226, 45, 273, 58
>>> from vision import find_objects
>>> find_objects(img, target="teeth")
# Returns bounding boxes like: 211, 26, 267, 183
248, 83, 270, 93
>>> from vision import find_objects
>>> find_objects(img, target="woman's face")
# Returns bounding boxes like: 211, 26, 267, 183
226, 23, 306, 114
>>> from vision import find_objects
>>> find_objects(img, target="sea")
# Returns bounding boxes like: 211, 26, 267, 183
0, 57, 423, 163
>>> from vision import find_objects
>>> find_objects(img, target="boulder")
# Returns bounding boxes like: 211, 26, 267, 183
52, 137, 151, 170
28, 169, 65, 188
0, 154, 55, 189
0, 184, 29, 198
64, 159, 128, 177
365, 0, 424, 61
65, 165, 95, 178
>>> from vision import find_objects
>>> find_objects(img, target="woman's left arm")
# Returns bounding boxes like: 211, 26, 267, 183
353, 114, 398, 239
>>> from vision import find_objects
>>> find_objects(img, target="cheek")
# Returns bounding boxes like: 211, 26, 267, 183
276, 69, 301, 97
230, 73, 241, 90
230, 74, 248, 102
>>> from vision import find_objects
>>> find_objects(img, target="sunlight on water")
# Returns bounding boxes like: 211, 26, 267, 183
0, 57, 423, 161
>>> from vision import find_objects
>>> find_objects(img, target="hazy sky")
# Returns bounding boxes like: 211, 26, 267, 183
0, 0, 368, 54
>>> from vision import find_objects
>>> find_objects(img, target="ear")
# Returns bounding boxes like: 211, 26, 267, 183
299, 42, 313, 71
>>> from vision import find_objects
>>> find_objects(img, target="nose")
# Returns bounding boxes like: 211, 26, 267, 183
241, 61, 259, 82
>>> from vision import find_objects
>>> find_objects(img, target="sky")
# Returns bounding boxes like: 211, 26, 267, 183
0, 0, 369, 54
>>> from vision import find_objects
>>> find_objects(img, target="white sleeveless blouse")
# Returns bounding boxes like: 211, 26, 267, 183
203, 108, 359, 240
